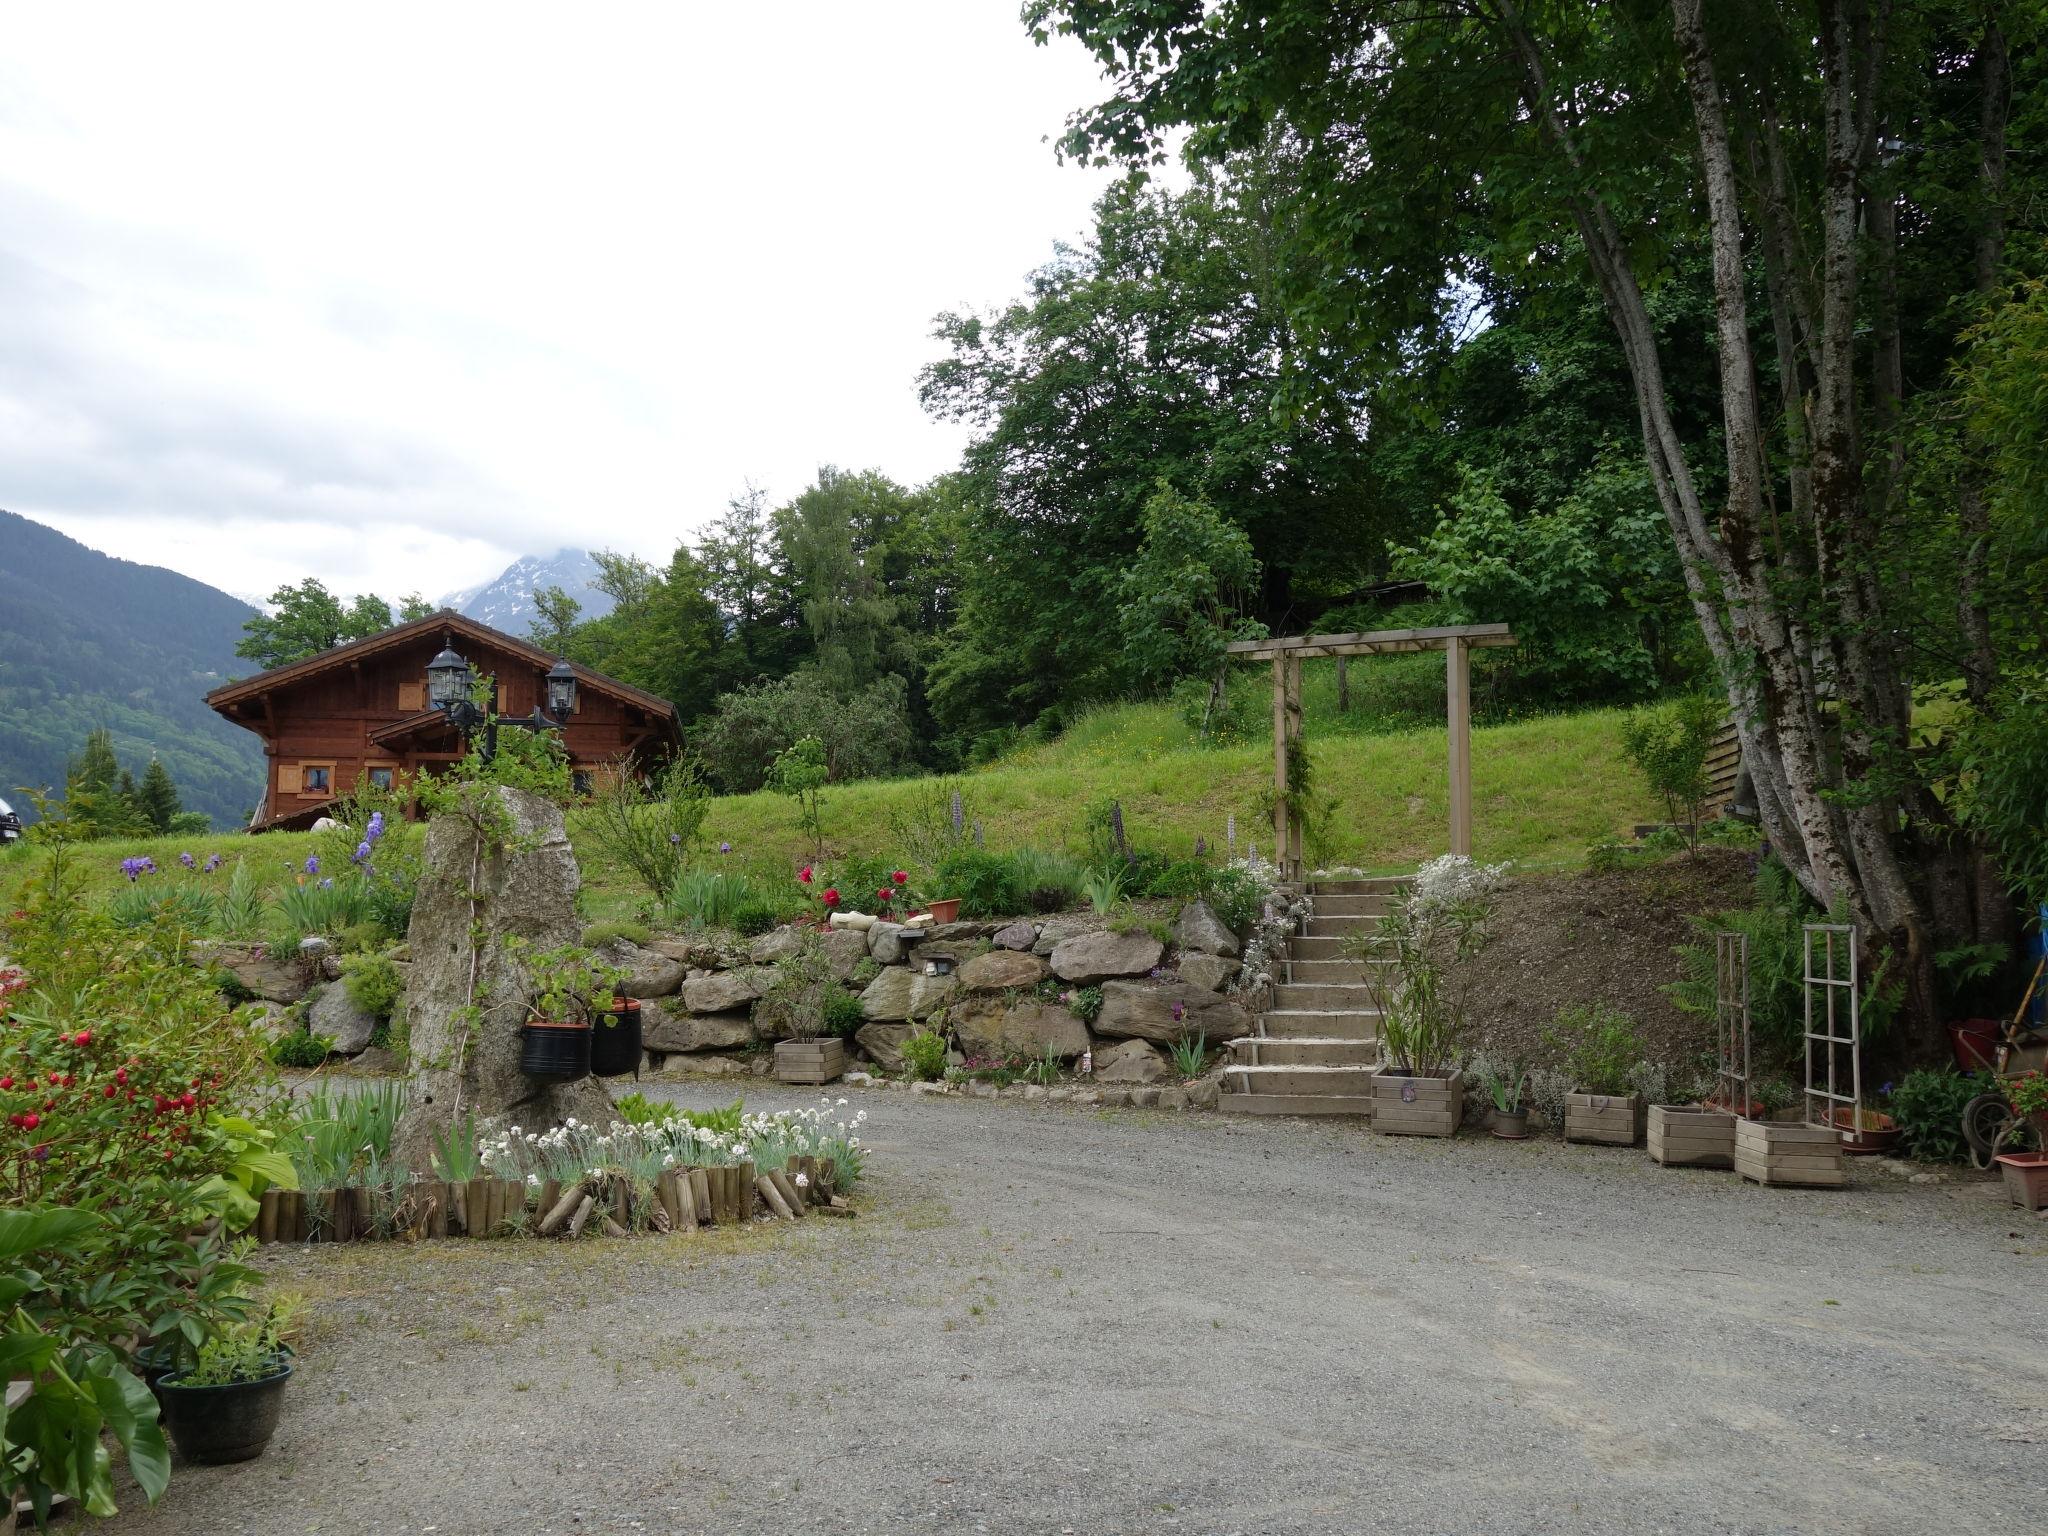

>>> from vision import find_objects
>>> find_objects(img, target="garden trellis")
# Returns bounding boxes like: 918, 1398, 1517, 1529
1226, 623, 1517, 879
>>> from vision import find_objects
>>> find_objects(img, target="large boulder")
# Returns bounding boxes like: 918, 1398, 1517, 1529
908, 972, 959, 1020
593, 938, 685, 998
391, 786, 616, 1173
952, 998, 1090, 1061
868, 922, 917, 964
1172, 901, 1241, 958
1176, 953, 1238, 994
682, 967, 771, 1014
308, 982, 378, 1056
992, 921, 1037, 952
958, 949, 1049, 992
644, 934, 733, 969
1050, 930, 1164, 985
855, 1022, 916, 1071
192, 940, 310, 1005
1093, 979, 1249, 1045
821, 928, 871, 982
925, 921, 999, 942
859, 966, 917, 1023
642, 999, 755, 1054
1096, 1038, 1168, 1083
1032, 920, 1086, 957
748, 926, 809, 965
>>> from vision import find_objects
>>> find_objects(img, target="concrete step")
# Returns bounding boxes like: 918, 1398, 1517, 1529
1286, 958, 1390, 984
1308, 878, 1411, 896
1274, 981, 1381, 1011
1217, 1092, 1375, 1117
1258, 1009, 1381, 1041
1292, 935, 1393, 962
1228, 1036, 1378, 1067
1223, 1062, 1380, 1095
1310, 895, 1395, 919
1305, 918, 1393, 941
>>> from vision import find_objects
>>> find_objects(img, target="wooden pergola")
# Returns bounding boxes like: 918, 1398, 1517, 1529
1225, 623, 1518, 881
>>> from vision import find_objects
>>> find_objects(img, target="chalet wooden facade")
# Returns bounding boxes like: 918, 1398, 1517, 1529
205, 611, 680, 830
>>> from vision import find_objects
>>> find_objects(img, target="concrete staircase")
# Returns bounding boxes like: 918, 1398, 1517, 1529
1219, 877, 1406, 1117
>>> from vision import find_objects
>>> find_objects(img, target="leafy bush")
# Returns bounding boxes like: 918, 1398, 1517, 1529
341, 953, 404, 1021
581, 919, 652, 949
1205, 866, 1265, 934
665, 867, 760, 929
577, 758, 710, 899
267, 875, 373, 948
1080, 863, 1128, 916
1542, 1003, 1644, 1096
695, 669, 915, 793
733, 901, 782, 937
936, 848, 1027, 918
821, 989, 867, 1038
1620, 693, 1724, 853
615, 1093, 747, 1135
266, 1028, 334, 1069
1066, 985, 1104, 1025
1168, 1032, 1210, 1077
1885, 1069, 1991, 1165
284, 1081, 407, 1191
900, 1028, 949, 1081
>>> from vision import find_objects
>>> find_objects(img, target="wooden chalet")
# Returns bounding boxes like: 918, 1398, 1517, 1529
205, 610, 681, 830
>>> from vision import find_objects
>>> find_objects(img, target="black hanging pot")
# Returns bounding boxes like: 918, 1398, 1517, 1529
156, 1357, 293, 1464
590, 998, 643, 1078
520, 1020, 592, 1078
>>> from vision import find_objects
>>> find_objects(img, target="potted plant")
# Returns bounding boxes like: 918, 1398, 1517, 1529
1354, 855, 1506, 1137
1546, 1003, 1646, 1145
155, 1301, 299, 1465
590, 992, 642, 1079
512, 942, 612, 1078
1995, 1149, 2048, 1211
1481, 1062, 1531, 1139
1826, 1103, 1902, 1155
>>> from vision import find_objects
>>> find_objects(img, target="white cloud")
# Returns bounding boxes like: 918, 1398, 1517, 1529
0, 1, 1121, 600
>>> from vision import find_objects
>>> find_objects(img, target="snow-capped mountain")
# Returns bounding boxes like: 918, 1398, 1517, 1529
442, 548, 616, 635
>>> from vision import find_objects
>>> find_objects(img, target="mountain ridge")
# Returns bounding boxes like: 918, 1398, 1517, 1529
442, 547, 615, 637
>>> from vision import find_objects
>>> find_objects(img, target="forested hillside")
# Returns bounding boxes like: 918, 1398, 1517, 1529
0, 510, 263, 827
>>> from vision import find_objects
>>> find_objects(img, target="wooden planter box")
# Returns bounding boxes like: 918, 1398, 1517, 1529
1565, 1092, 1643, 1146
775, 1037, 850, 1085
1369, 1068, 1463, 1138
1733, 1117, 1847, 1188
1647, 1105, 1735, 1168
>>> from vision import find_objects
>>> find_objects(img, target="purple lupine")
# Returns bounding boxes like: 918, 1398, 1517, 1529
950, 789, 964, 837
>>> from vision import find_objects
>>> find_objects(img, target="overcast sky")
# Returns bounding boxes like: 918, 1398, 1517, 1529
0, 3, 1121, 605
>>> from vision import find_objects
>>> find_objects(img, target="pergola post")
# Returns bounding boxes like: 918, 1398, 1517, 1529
1270, 657, 1289, 876
1285, 656, 1304, 879
1447, 635, 1472, 857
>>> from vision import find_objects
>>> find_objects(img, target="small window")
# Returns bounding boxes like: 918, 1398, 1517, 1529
397, 682, 424, 712
571, 769, 593, 797
366, 767, 395, 791
300, 765, 332, 794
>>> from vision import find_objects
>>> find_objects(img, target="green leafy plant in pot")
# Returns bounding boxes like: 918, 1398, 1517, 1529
509, 941, 617, 1079
155, 1299, 301, 1466
1482, 1061, 1532, 1139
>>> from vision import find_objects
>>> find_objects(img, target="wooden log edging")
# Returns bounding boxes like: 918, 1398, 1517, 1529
250, 1160, 833, 1244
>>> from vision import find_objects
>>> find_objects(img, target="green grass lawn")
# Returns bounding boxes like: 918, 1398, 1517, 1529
2, 700, 1656, 925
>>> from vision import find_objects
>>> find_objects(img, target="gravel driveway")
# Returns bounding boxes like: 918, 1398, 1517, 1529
109, 1088, 2047, 1535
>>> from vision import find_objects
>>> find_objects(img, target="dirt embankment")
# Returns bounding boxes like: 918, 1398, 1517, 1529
1452, 848, 1755, 1073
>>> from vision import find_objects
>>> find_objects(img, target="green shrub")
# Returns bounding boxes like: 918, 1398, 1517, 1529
1009, 846, 1086, 914
581, 919, 652, 949
577, 759, 710, 898
1885, 1069, 1991, 1165
1542, 1003, 1643, 1096
665, 867, 759, 929
614, 1092, 745, 1134
936, 848, 1027, 918
900, 1027, 949, 1081
1619, 693, 1722, 854
1145, 858, 1214, 902
1205, 867, 1263, 933
1067, 985, 1104, 1025
821, 989, 867, 1038
341, 953, 404, 1022
336, 919, 388, 954
267, 1028, 333, 1068
733, 901, 781, 937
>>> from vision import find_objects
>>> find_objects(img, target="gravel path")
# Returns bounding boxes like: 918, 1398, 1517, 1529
110, 1088, 2048, 1535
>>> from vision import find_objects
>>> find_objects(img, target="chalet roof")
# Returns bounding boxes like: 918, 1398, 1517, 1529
203, 608, 678, 724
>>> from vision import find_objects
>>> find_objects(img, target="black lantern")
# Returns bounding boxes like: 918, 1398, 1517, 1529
426, 646, 472, 711
545, 658, 578, 719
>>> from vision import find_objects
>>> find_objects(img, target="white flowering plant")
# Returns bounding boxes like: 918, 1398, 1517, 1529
1352, 854, 1509, 1076
1227, 851, 1313, 999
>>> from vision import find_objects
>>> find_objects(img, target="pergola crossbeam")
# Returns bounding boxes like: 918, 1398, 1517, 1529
1231, 623, 1516, 880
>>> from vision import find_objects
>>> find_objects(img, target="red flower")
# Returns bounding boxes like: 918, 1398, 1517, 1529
20, 1112, 38, 1131
0, 1075, 11, 1090
798, 865, 814, 884
877, 888, 893, 904
892, 870, 908, 885
72, 1030, 91, 1046
821, 888, 841, 907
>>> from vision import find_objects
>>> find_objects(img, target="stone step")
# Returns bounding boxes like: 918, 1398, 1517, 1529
1217, 1092, 1375, 1117
1228, 1036, 1378, 1067
1286, 958, 1391, 984
1274, 982, 1382, 1011
1291, 935, 1390, 962
1308, 878, 1411, 896
1304, 917, 1392, 941
1223, 1062, 1380, 1095
1258, 1009, 1381, 1041
1310, 895, 1395, 919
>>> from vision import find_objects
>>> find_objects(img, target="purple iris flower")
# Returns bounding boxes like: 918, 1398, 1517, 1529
304, 855, 320, 876
178, 851, 195, 869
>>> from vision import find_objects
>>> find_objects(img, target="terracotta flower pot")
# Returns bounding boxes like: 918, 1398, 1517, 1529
924, 898, 962, 924
1827, 1105, 1901, 1156
1995, 1150, 2048, 1212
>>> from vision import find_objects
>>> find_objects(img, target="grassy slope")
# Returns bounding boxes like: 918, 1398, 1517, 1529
1, 697, 1656, 920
